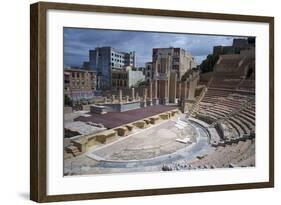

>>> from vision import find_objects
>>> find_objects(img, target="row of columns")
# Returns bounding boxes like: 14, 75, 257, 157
104, 76, 197, 105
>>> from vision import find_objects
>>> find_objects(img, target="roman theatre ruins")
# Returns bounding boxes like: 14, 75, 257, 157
64, 43, 255, 175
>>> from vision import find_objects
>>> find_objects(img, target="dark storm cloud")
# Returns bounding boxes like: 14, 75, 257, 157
63, 28, 240, 67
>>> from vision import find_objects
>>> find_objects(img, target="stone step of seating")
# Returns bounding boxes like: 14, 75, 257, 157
204, 95, 226, 100
207, 107, 230, 116
177, 120, 188, 127
229, 117, 250, 135
65, 145, 81, 156
218, 101, 242, 109
201, 98, 219, 103
72, 150, 82, 156
199, 107, 225, 116
211, 105, 234, 112
220, 122, 239, 139
227, 119, 243, 137
240, 111, 255, 123
242, 108, 255, 117
238, 113, 255, 126
216, 101, 241, 109
210, 85, 239, 90
235, 114, 255, 130
222, 98, 244, 105
197, 112, 220, 121
196, 114, 216, 124
65, 145, 78, 152
213, 134, 254, 147
206, 109, 227, 118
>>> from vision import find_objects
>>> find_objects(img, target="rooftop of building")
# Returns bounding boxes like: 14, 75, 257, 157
89, 46, 136, 55
64, 67, 96, 73
153, 47, 193, 57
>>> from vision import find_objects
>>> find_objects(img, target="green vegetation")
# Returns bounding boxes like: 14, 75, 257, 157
200, 54, 219, 73
64, 94, 72, 106
181, 69, 193, 81
135, 80, 147, 87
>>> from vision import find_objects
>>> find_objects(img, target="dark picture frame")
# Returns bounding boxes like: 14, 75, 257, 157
30, 1, 274, 202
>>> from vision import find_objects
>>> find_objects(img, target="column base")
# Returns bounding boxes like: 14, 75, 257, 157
146, 100, 153, 106
159, 98, 169, 105
152, 98, 159, 105
168, 98, 178, 104
140, 101, 147, 108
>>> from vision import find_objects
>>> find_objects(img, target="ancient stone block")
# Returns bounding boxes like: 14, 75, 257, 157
149, 116, 160, 124
114, 127, 129, 136
159, 113, 169, 120
95, 130, 117, 144
133, 121, 146, 129
125, 124, 134, 131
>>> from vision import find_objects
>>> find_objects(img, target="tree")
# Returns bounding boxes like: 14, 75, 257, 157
200, 54, 219, 73
181, 69, 193, 81
64, 94, 72, 106
135, 80, 147, 87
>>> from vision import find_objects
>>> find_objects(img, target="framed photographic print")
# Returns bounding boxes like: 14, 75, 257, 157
30, 1, 274, 202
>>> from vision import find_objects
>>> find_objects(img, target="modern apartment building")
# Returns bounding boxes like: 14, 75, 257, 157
64, 68, 97, 101
152, 47, 196, 80
111, 66, 145, 89
89, 47, 136, 89
144, 62, 153, 83
151, 47, 197, 104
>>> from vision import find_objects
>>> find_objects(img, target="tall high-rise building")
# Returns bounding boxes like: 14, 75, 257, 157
89, 47, 136, 89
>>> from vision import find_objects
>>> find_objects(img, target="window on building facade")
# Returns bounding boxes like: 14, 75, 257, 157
173, 65, 179, 70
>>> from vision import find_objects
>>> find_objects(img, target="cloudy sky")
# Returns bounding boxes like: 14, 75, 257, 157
64, 28, 242, 68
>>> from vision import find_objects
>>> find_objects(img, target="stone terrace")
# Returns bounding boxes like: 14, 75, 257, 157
75, 105, 178, 129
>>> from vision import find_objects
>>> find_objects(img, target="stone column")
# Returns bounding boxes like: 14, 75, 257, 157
178, 81, 182, 102
111, 95, 115, 103
153, 80, 159, 105
136, 92, 139, 101
119, 89, 122, 103
164, 80, 169, 105
131, 88, 135, 101
180, 81, 188, 113
141, 88, 147, 108
146, 82, 153, 106
169, 72, 177, 104
188, 75, 198, 101
182, 81, 187, 101
126, 95, 129, 102
144, 88, 147, 101
149, 82, 153, 100
154, 80, 158, 98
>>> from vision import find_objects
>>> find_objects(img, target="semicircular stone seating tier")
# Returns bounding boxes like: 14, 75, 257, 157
193, 87, 255, 144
